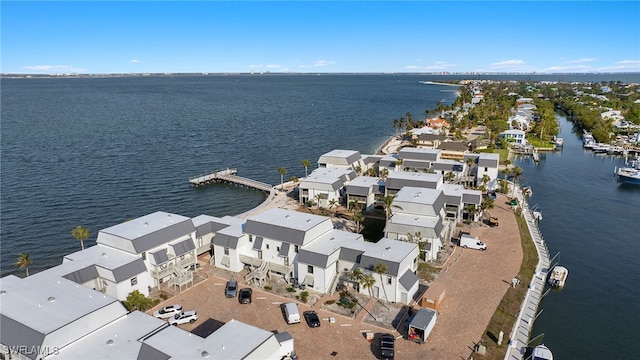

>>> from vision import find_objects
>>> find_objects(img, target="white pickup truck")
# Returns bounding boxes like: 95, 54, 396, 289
459, 233, 487, 251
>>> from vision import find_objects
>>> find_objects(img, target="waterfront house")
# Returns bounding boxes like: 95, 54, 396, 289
297, 167, 356, 207
317, 149, 363, 171
96, 211, 198, 291
414, 133, 447, 149
211, 217, 248, 272
384, 186, 448, 262
397, 147, 441, 172
499, 129, 527, 145
474, 153, 500, 191
385, 171, 443, 196
436, 141, 469, 161
432, 159, 466, 183
345, 176, 385, 211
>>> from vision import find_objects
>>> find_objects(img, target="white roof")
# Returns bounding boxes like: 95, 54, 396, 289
362, 237, 418, 264
247, 208, 330, 233
394, 186, 442, 206
143, 319, 279, 359
99, 211, 190, 240
389, 212, 441, 229
387, 171, 442, 182
63, 244, 141, 271
53, 311, 166, 359
347, 176, 382, 188
0, 273, 125, 336
301, 229, 367, 256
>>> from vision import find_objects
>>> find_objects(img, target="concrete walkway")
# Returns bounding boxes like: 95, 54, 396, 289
505, 188, 552, 360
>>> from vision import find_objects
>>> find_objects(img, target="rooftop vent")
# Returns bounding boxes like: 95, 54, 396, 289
0, 290, 6, 295
107, 339, 114, 345
144, 222, 149, 226
47, 296, 55, 302
385, 247, 391, 251
285, 214, 291, 219
201, 351, 210, 358
102, 252, 108, 257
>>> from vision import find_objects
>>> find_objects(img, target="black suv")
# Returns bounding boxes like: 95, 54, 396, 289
380, 333, 395, 360
238, 288, 252, 304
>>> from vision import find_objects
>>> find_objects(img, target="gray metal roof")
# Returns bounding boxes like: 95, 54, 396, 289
478, 153, 500, 167
399, 269, 419, 291
252, 236, 264, 250
297, 249, 330, 268
437, 141, 469, 151
386, 171, 442, 190
170, 238, 196, 257
432, 160, 464, 172
245, 208, 333, 246
359, 256, 400, 276
462, 191, 482, 205
0, 314, 45, 360
191, 215, 232, 238
339, 247, 365, 263
63, 265, 100, 284
112, 258, 147, 283
402, 159, 432, 170
361, 154, 383, 165
387, 213, 444, 238
151, 249, 169, 264
212, 233, 240, 249
346, 176, 383, 196
399, 147, 440, 162
359, 238, 418, 277
417, 133, 447, 141
279, 242, 291, 257
138, 343, 171, 360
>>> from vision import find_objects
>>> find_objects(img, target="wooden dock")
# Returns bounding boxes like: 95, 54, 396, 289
189, 168, 273, 192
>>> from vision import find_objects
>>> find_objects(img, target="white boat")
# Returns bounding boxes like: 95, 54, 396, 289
554, 137, 563, 147
583, 132, 595, 149
615, 161, 640, 185
532, 344, 554, 360
592, 143, 611, 153
548, 265, 568, 288
532, 211, 543, 221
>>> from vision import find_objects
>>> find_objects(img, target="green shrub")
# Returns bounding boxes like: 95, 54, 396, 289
295, 295, 300, 300
264, 285, 273, 291
325, 299, 336, 305
286, 287, 296, 292
300, 291, 309, 298
159, 293, 168, 300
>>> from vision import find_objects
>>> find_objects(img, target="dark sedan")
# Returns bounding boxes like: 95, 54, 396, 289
303, 310, 321, 328
238, 288, 252, 304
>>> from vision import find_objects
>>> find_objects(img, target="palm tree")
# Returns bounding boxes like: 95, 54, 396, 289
361, 274, 376, 298
277, 167, 287, 189
315, 193, 323, 209
13, 253, 33, 277
328, 199, 338, 215
71, 225, 90, 250
301, 159, 311, 177
352, 212, 364, 233
373, 263, 389, 302
466, 157, 476, 187
444, 171, 456, 183
348, 199, 361, 213
481, 174, 491, 193
511, 166, 523, 198
289, 175, 299, 187
383, 195, 395, 222
380, 168, 389, 180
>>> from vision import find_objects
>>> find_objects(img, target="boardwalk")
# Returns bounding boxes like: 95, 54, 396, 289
504, 189, 551, 360
189, 168, 273, 192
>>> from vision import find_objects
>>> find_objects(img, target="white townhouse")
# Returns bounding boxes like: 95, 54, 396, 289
440, 184, 482, 223
431, 159, 466, 182
211, 217, 248, 272
397, 147, 442, 172
317, 149, 363, 171
385, 171, 443, 196
60, 244, 150, 301
296, 232, 420, 304
473, 153, 500, 191
96, 211, 197, 291
0, 273, 129, 360
385, 186, 447, 262
345, 176, 385, 211
378, 154, 400, 174
191, 214, 241, 256
297, 167, 356, 207
0, 273, 296, 360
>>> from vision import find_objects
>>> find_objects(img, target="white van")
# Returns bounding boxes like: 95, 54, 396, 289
460, 234, 487, 251
281, 302, 301, 324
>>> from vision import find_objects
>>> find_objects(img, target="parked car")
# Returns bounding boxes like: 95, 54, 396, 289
168, 310, 198, 326
281, 302, 301, 324
379, 333, 395, 360
152, 304, 183, 319
225, 280, 237, 298
303, 310, 321, 328
238, 288, 252, 304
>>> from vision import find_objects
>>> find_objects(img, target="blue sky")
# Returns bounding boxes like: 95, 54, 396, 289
2, 1, 639, 74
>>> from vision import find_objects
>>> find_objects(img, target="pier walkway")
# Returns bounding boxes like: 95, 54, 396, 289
504, 188, 551, 360
189, 168, 273, 192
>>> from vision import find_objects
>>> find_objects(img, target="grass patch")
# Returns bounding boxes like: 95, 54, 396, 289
478, 148, 509, 163
476, 211, 539, 360
417, 262, 441, 282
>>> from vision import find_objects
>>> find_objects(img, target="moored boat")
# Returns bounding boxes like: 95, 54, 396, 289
532, 344, 554, 360
583, 132, 595, 149
548, 265, 568, 288
615, 158, 640, 185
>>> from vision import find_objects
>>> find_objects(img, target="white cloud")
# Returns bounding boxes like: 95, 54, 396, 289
596, 59, 640, 72
130, 59, 142, 63
22, 65, 86, 74
566, 58, 597, 64
491, 59, 525, 67
313, 60, 335, 67
404, 62, 457, 71
404, 65, 422, 70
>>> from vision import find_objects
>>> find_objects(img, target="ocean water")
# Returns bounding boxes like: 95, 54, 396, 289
2, 73, 639, 358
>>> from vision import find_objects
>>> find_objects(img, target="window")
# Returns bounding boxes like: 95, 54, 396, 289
294, 245, 299, 253
249, 235, 253, 242
307, 265, 314, 274
284, 257, 289, 266
485, 167, 488, 172
277, 246, 280, 252
224, 247, 229, 255
387, 277, 392, 285
266, 244, 270, 250
141, 252, 146, 261
258, 251, 263, 260
131, 277, 137, 286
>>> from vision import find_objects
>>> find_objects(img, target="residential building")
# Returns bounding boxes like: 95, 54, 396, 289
499, 129, 527, 145
345, 176, 385, 211
297, 167, 356, 207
